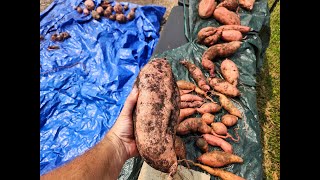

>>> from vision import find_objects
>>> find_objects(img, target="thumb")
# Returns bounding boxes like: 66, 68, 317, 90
120, 85, 139, 117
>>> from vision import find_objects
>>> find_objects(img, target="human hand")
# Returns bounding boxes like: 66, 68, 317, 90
108, 85, 139, 160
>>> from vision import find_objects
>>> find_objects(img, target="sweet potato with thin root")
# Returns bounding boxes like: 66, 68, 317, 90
177, 80, 196, 90
216, 0, 238, 11
208, 77, 240, 97
197, 27, 217, 43
201, 113, 215, 124
180, 60, 210, 91
197, 150, 243, 167
221, 114, 238, 127
196, 102, 222, 114
175, 136, 186, 160
134, 58, 179, 176
211, 122, 239, 142
178, 108, 197, 124
214, 92, 242, 118
213, 7, 240, 25
196, 138, 209, 153
218, 25, 252, 33
177, 118, 213, 135
198, 0, 217, 18
221, 30, 243, 42
180, 101, 204, 109
202, 41, 242, 77
181, 94, 204, 102
239, 0, 255, 11
202, 134, 233, 153
221, 58, 239, 86
186, 160, 246, 180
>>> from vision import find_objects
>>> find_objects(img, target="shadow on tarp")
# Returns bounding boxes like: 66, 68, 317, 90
40, 0, 166, 175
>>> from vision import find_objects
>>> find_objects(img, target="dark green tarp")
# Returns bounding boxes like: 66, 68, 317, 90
119, 0, 270, 179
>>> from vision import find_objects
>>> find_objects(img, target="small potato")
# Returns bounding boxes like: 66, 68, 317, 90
109, 14, 116, 20
239, 0, 255, 11
114, 2, 123, 14
84, 0, 95, 10
220, 58, 239, 86
83, 8, 90, 16
201, 113, 215, 124
221, 114, 238, 127
221, 30, 243, 42
103, 9, 112, 17
96, 6, 104, 15
116, 13, 127, 23
91, 10, 100, 20
76, 6, 83, 13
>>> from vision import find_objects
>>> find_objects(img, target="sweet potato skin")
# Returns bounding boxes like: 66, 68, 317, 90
177, 80, 196, 90
208, 77, 240, 97
213, 7, 240, 25
180, 101, 204, 109
134, 58, 180, 174
216, 0, 238, 11
197, 150, 243, 167
239, 0, 255, 10
218, 25, 251, 33
196, 102, 222, 114
221, 114, 238, 127
221, 30, 243, 42
181, 94, 204, 102
197, 27, 217, 43
198, 0, 217, 18
177, 118, 213, 135
202, 29, 223, 46
220, 58, 239, 86
201, 113, 215, 124
215, 92, 242, 118
202, 134, 233, 153
175, 136, 186, 160
178, 108, 197, 124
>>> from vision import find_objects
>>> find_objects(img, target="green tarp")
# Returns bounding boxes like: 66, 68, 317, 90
119, 0, 270, 179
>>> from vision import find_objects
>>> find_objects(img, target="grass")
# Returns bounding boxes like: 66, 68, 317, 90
256, 0, 280, 179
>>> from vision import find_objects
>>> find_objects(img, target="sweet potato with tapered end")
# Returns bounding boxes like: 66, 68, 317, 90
221, 58, 239, 86
239, 0, 255, 11
196, 138, 209, 153
180, 60, 211, 92
180, 101, 205, 109
213, 7, 240, 25
218, 25, 251, 33
186, 160, 246, 180
181, 94, 204, 102
221, 114, 238, 127
198, 0, 217, 18
177, 118, 213, 135
175, 136, 186, 160
197, 150, 243, 167
196, 102, 222, 114
201, 113, 215, 124
208, 77, 240, 97
211, 122, 239, 141
134, 58, 179, 175
177, 80, 196, 90
216, 0, 238, 11
202, 134, 233, 153
202, 29, 223, 46
197, 27, 217, 43
178, 108, 197, 124
214, 92, 242, 118
221, 30, 243, 42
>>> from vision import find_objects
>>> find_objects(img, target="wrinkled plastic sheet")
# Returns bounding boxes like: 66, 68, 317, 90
120, 0, 270, 179
40, 0, 166, 175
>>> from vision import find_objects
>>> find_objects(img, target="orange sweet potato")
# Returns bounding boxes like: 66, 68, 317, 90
181, 94, 204, 102
198, 0, 217, 18
207, 77, 240, 97
186, 160, 246, 180
216, 0, 238, 11
175, 136, 186, 160
197, 150, 243, 167
221, 114, 238, 127
179, 89, 194, 95
196, 137, 209, 153
218, 25, 251, 33
177, 80, 197, 90
180, 101, 205, 109
213, 92, 242, 118
197, 27, 217, 43
201, 113, 215, 124
202, 29, 223, 46
196, 102, 222, 114
213, 7, 240, 25
220, 58, 239, 86
178, 108, 197, 124
202, 134, 233, 153
180, 60, 211, 92
177, 118, 213, 135
134, 58, 179, 175
211, 122, 239, 142
221, 30, 243, 42
239, 0, 255, 11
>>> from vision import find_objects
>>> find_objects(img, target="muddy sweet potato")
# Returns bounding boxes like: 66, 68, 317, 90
180, 101, 204, 109
211, 122, 239, 142
175, 136, 186, 160
213, 7, 240, 25
177, 80, 197, 90
221, 30, 243, 42
202, 134, 233, 153
239, 0, 255, 11
181, 94, 204, 102
186, 160, 246, 180
216, 0, 238, 11
134, 58, 180, 176
220, 58, 239, 86
196, 137, 209, 153
202, 41, 242, 77
178, 108, 197, 124
207, 77, 240, 97
201, 113, 215, 124
213, 92, 242, 118
198, 0, 217, 18
196, 102, 222, 114
180, 60, 211, 92
197, 150, 243, 167
202, 29, 223, 46
197, 27, 217, 43
177, 118, 213, 135
221, 114, 238, 127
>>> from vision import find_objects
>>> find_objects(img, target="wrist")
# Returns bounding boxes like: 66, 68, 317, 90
105, 131, 129, 163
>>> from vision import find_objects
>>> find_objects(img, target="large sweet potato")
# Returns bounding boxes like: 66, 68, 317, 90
198, 0, 217, 18
213, 7, 240, 25
134, 58, 180, 176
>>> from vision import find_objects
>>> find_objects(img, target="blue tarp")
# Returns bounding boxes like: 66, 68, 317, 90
40, 0, 166, 175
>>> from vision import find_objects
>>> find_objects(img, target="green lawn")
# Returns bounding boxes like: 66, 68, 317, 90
256, 0, 280, 179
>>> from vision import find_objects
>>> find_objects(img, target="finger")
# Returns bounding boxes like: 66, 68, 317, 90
120, 85, 139, 117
